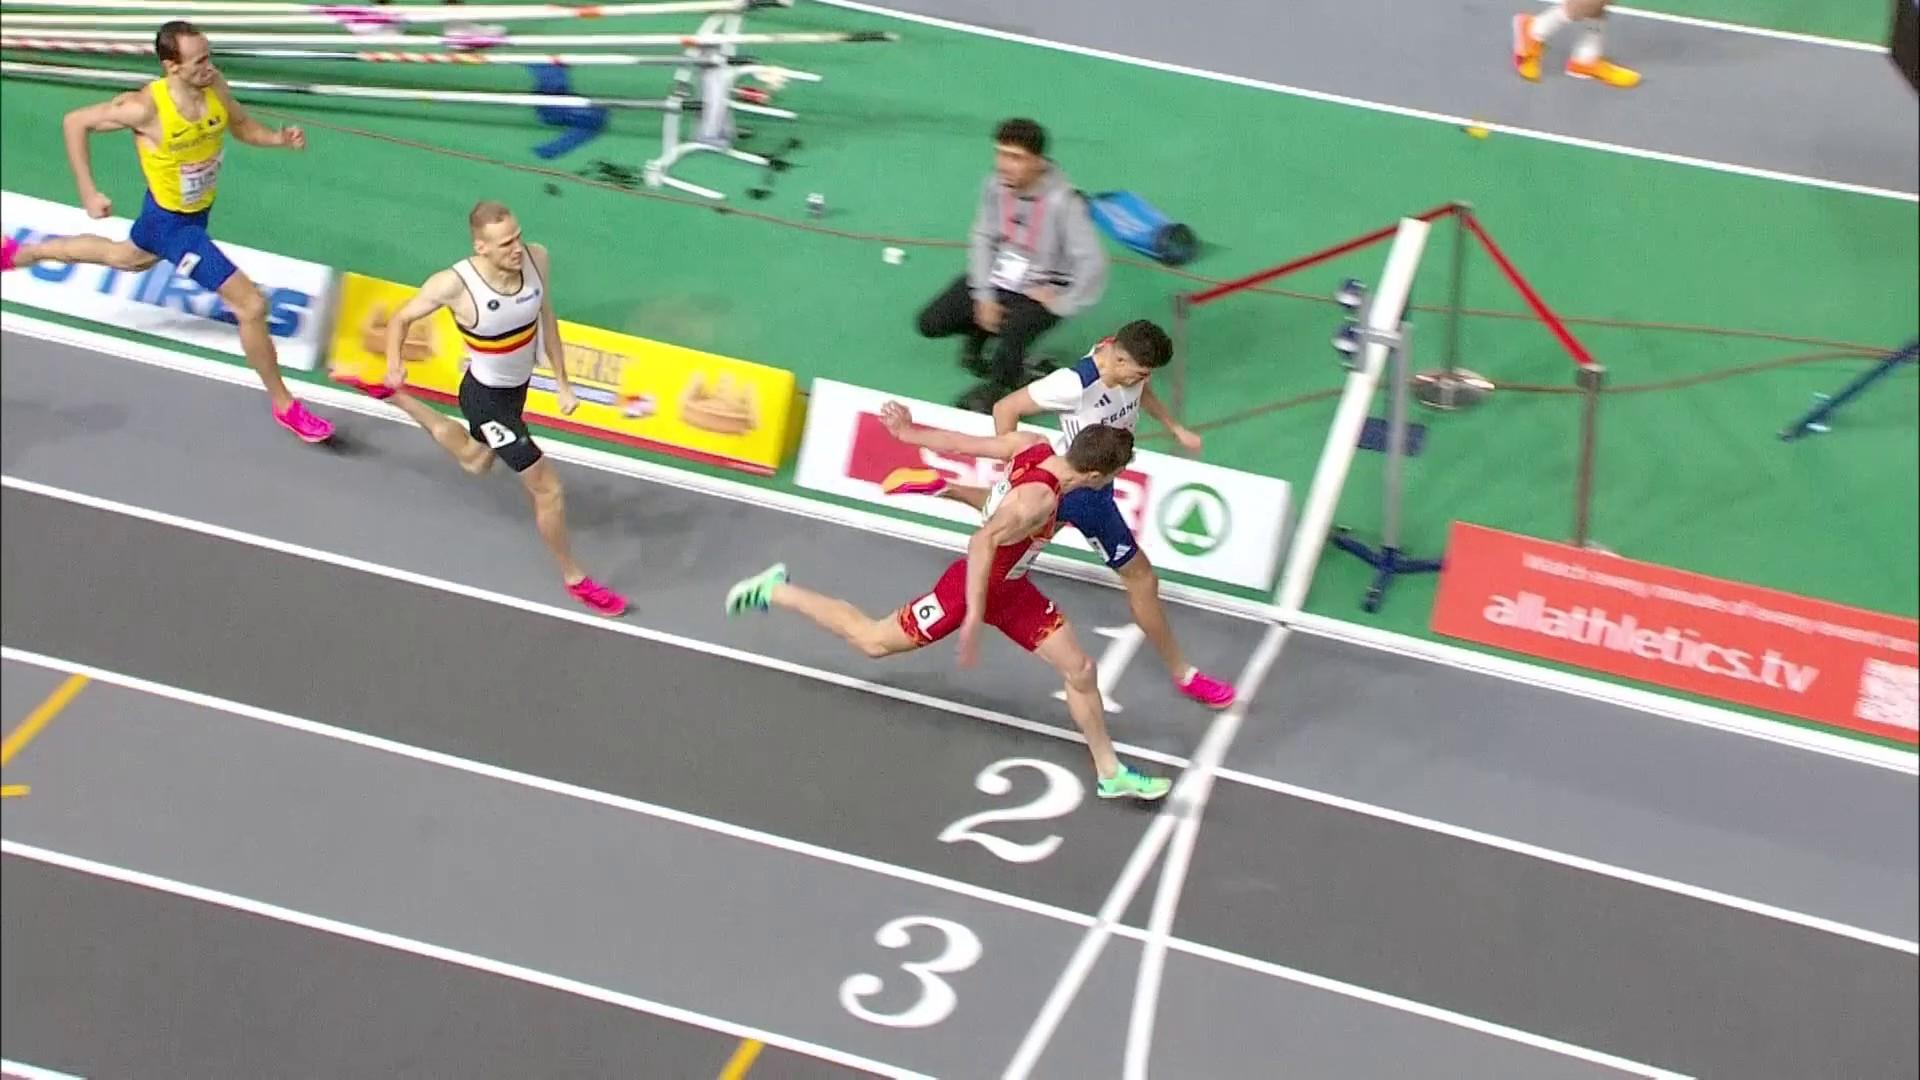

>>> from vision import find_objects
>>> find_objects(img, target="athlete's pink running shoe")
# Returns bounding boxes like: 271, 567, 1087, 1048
1, 236, 20, 272
336, 373, 396, 400
568, 577, 628, 618
1178, 668, 1236, 709
882, 466, 947, 498
274, 399, 334, 443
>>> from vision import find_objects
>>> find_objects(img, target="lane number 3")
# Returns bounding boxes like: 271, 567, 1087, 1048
838, 916, 984, 1028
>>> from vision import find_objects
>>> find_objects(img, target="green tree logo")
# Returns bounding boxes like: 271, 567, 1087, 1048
1158, 483, 1231, 557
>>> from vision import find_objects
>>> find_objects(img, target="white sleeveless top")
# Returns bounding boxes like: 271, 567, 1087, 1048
451, 255, 545, 389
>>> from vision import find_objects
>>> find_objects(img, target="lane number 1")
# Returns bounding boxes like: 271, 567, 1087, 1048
1054, 624, 1145, 713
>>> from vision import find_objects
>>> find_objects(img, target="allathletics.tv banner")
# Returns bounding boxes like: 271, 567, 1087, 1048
1431, 522, 1918, 743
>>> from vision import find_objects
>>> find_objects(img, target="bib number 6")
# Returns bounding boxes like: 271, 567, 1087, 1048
838, 916, 983, 1029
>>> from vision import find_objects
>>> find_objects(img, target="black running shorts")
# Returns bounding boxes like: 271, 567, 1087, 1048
457, 370, 543, 473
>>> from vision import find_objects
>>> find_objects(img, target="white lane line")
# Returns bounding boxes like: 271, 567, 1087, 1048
0, 645, 1692, 1073
1148, 935, 1695, 1079
1122, 624, 1285, 1080
0, 655, 1882, 1077
10, 310, 1904, 774
1000, 806, 1180, 1079
1003, 622, 1289, 1079
1187, 763, 1920, 956
1540, 1, 1887, 52
0, 472, 1189, 776
1286, 612, 1918, 776
7, 483, 1914, 955
0, 840, 935, 1080
0, 310, 1275, 624
0, 1060, 89, 1080
809, 0, 1918, 203
0, 644, 1099, 932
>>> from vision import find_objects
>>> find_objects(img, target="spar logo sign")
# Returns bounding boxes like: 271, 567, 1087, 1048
1157, 482, 1230, 556
793, 379, 1292, 594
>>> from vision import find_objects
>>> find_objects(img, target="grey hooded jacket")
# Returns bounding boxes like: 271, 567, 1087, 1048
966, 163, 1109, 319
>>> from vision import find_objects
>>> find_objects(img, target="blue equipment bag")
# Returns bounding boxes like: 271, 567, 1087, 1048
1083, 190, 1199, 266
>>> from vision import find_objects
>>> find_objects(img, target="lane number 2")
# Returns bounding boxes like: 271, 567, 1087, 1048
838, 916, 984, 1029
938, 758, 1084, 864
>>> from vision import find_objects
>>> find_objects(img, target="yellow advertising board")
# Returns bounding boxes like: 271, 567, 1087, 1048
325, 272, 797, 474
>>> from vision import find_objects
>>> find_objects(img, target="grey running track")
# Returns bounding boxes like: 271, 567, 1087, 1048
3, 330, 1915, 1078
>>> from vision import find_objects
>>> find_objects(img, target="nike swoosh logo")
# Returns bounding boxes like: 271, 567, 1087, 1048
170, 127, 191, 138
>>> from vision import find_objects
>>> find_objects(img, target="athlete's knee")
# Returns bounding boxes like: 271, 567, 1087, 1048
853, 625, 897, 659
1058, 648, 1097, 692
459, 450, 495, 476
219, 275, 270, 323
1116, 555, 1161, 599
521, 459, 563, 500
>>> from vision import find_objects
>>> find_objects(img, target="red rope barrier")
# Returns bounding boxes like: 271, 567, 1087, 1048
1460, 211, 1595, 369
1184, 202, 1457, 307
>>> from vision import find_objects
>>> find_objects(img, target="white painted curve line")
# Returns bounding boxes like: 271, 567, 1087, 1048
1123, 624, 1282, 1080
809, 0, 1918, 204
0, 310, 1276, 625
1000, 809, 1180, 1080
1005, 618, 1291, 1079
0, 840, 934, 1080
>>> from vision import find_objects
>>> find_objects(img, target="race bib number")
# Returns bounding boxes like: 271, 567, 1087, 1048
981, 477, 1013, 523
178, 154, 222, 205
909, 592, 947, 633
479, 420, 518, 449
988, 249, 1031, 291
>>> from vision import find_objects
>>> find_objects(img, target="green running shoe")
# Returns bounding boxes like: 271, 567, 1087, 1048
725, 563, 788, 616
1097, 764, 1172, 801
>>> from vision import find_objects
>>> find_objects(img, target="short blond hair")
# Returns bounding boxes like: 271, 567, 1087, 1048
468, 200, 514, 235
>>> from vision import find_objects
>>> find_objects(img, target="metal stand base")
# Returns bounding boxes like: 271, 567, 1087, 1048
642, 12, 815, 201
1412, 367, 1493, 411
1330, 530, 1443, 613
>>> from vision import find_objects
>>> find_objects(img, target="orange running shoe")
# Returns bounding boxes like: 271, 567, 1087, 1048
1566, 56, 1641, 87
1512, 13, 1543, 81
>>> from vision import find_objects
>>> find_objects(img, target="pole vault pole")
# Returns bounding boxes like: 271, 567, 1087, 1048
0, 0, 791, 26
0, 37, 747, 66
0, 27, 898, 47
0, 59, 691, 108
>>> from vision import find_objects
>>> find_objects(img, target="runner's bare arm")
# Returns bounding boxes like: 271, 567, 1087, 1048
384, 270, 462, 381
963, 484, 1052, 627
61, 90, 155, 205
990, 386, 1044, 435
1140, 382, 1201, 450
880, 400, 1043, 460
210, 76, 303, 148
526, 243, 575, 403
